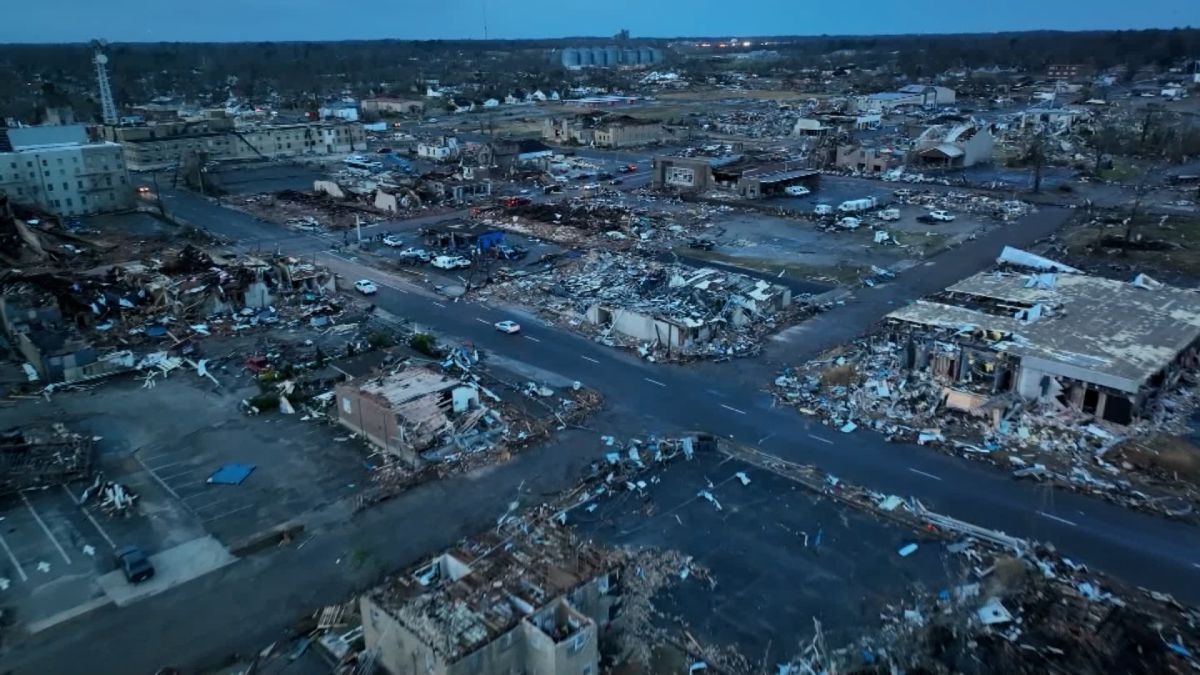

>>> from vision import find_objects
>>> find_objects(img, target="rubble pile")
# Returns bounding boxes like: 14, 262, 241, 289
892, 189, 1035, 221
480, 250, 808, 361
79, 473, 140, 517
232, 189, 385, 230
774, 337, 1200, 520
0, 423, 94, 496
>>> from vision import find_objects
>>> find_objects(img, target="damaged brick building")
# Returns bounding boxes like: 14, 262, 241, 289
360, 524, 621, 675
885, 258, 1200, 426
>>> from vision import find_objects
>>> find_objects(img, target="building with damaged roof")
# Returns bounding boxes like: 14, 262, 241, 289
885, 265, 1200, 425
334, 368, 497, 464
911, 121, 994, 168
360, 523, 620, 675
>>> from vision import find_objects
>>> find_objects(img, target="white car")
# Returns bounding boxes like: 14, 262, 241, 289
494, 320, 521, 334
929, 210, 956, 222
382, 234, 404, 247
878, 208, 901, 222
838, 216, 862, 229
784, 185, 811, 197
353, 279, 378, 295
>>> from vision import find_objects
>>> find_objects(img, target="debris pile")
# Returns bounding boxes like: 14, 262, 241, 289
0, 423, 94, 496
480, 250, 808, 361
891, 188, 1034, 221
232, 189, 385, 231
80, 473, 140, 517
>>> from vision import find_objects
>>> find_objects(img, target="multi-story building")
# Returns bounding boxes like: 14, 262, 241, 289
361, 98, 427, 116
543, 114, 668, 148
99, 113, 367, 171
0, 125, 134, 216
360, 522, 622, 675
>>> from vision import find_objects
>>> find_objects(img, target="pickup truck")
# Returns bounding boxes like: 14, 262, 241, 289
432, 255, 471, 270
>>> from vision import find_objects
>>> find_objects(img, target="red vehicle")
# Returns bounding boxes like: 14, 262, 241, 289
498, 196, 532, 208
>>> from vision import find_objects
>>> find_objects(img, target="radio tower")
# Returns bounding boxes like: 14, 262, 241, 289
91, 39, 117, 124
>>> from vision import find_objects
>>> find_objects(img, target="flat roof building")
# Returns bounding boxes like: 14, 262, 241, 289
0, 124, 134, 216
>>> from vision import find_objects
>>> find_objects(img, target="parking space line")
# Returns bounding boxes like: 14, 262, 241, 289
143, 458, 192, 472
1038, 510, 1078, 527
201, 503, 254, 523
523, 335, 541, 343
0, 530, 27, 581
908, 468, 943, 481
644, 377, 667, 388
474, 318, 491, 325
132, 452, 193, 514
720, 404, 748, 415
580, 356, 600, 364
62, 485, 116, 550
185, 494, 236, 511
21, 492, 71, 564
158, 466, 208, 482
432, 301, 447, 308
807, 434, 834, 445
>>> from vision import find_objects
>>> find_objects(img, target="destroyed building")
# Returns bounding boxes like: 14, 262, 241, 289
0, 286, 107, 383
334, 368, 496, 464
651, 155, 819, 198
885, 253, 1200, 425
835, 143, 904, 175
0, 424, 93, 496
360, 523, 620, 675
911, 121, 995, 168
543, 114, 670, 148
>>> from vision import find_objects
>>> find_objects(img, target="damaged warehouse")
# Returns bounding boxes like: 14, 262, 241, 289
886, 254, 1200, 426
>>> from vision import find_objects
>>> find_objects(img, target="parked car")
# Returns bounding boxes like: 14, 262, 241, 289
495, 244, 528, 260
494, 320, 521, 334
928, 210, 956, 222
784, 185, 811, 197
608, 178, 623, 186
838, 216, 862, 229
596, 172, 614, 180
878, 208, 901, 222
354, 279, 378, 295
893, 188, 914, 199
618, 163, 638, 173
543, 184, 564, 194
382, 234, 405, 247
688, 238, 716, 251
397, 247, 431, 262
115, 545, 155, 584
813, 204, 833, 216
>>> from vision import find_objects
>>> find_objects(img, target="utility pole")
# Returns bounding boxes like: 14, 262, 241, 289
1030, 130, 1045, 194
91, 39, 117, 125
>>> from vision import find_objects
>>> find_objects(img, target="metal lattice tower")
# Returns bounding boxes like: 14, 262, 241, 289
91, 40, 117, 125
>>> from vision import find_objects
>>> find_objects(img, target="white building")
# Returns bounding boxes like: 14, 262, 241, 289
318, 101, 360, 122
0, 125, 134, 216
417, 137, 458, 161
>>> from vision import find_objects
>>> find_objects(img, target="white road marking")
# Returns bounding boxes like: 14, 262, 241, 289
432, 302, 447, 308
807, 434, 834, 445
158, 467, 207, 482
62, 485, 116, 550
644, 377, 667, 387
202, 504, 254, 523
475, 318, 491, 325
1193, 562, 1200, 570
908, 468, 943, 481
0, 530, 27, 581
132, 453, 190, 511
143, 458, 191, 472
21, 492, 71, 564
523, 335, 541, 343
580, 356, 600, 364
720, 404, 747, 415
1037, 510, 1078, 527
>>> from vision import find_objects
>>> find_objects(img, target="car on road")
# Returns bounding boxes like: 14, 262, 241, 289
397, 247, 431, 262
618, 163, 638, 173
115, 545, 155, 584
136, 185, 152, 194
382, 234, 405, 247
784, 185, 811, 197
596, 172, 614, 180
354, 279, 379, 295
608, 178, 623, 185
494, 320, 521, 334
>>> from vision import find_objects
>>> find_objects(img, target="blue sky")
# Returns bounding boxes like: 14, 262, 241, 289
4, 0, 1198, 43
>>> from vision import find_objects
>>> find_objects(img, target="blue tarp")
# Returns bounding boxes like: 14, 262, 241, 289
208, 463, 256, 485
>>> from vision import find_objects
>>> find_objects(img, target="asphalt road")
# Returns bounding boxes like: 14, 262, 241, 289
8, 187, 1195, 674
158, 187, 1200, 597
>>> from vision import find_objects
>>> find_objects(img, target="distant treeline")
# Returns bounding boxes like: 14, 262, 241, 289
0, 29, 1196, 122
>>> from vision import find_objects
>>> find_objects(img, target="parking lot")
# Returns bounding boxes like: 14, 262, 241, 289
0, 343, 372, 634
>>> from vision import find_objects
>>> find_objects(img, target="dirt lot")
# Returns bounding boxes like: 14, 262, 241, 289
1055, 212, 1200, 284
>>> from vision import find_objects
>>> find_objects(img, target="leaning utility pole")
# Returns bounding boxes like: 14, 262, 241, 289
91, 39, 118, 125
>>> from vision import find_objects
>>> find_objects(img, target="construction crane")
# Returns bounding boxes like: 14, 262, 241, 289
91, 39, 118, 125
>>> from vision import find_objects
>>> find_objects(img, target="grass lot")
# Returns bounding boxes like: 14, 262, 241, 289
1099, 158, 1142, 183
1061, 214, 1200, 278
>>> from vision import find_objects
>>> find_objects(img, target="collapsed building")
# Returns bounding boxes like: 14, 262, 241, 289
360, 523, 621, 675
651, 155, 819, 198
334, 367, 501, 465
885, 250, 1200, 426
911, 121, 995, 169
0, 424, 93, 496
487, 251, 797, 359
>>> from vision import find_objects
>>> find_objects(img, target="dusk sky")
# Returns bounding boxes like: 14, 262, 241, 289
5, 0, 1198, 43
